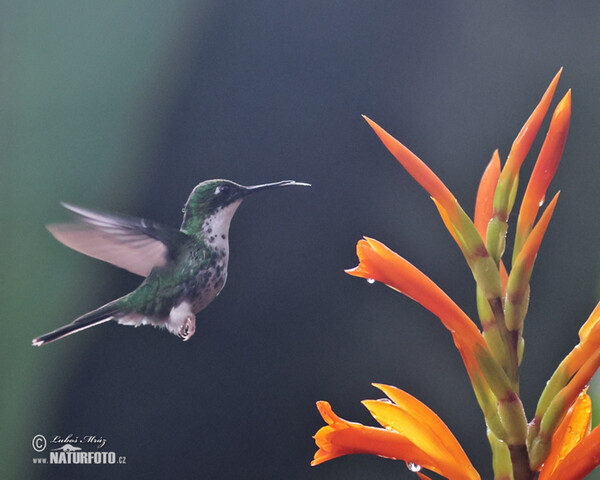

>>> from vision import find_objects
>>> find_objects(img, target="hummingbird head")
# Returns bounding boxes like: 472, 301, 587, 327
181, 179, 310, 234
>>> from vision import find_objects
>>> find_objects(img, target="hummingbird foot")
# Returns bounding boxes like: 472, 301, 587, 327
178, 315, 196, 341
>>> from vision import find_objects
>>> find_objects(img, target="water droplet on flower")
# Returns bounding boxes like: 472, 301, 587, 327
366, 278, 376, 284
406, 462, 422, 472
376, 398, 393, 404
539, 195, 546, 207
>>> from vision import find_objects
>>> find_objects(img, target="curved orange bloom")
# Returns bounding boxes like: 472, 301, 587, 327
312, 401, 431, 467
474, 150, 501, 241
543, 426, 600, 480
514, 90, 570, 254
432, 197, 460, 246
511, 192, 559, 276
538, 389, 591, 480
560, 301, 600, 379
503, 69, 562, 177
504, 193, 559, 337
346, 237, 485, 357
534, 302, 600, 425
312, 385, 480, 480
363, 115, 458, 219
540, 395, 600, 480
368, 383, 478, 479
440, 152, 508, 292
505, 193, 559, 321
362, 114, 502, 303
577, 300, 600, 345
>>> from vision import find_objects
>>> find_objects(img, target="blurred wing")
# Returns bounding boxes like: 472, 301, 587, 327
48, 203, 187, 277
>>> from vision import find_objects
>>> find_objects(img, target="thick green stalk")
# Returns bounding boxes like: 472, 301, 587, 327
478, 286, 511, 372
470, 369, 507, 442
509, 444, 535, 480
488, 429, 514, 480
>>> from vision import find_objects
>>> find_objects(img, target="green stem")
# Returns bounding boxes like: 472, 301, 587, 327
487, 429, 514, 480
488, 296, 520, 392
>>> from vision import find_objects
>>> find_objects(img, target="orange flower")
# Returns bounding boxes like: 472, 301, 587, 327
561, 300, 600, 379
346, 237, 486, 362
541, 424, 600, 480
504, 192, 560, 332
363, 115, 458, 219
533, 302, 600, 427
513, 90, 571, 260
535, 388, 600, 480
312, 384, 480, 480
493, 69, 562, 220
538, 389, 591, 480
363, 115, 503, 304
474, 150, 501, 241
529, 305, 600, 471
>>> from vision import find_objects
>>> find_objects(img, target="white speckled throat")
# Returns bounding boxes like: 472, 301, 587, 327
201, 199, 243, 249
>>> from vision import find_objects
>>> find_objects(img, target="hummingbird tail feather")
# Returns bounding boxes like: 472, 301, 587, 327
32, 302, 121, 346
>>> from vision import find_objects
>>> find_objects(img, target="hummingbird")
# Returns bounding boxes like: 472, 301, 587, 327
32, 179, 310, 346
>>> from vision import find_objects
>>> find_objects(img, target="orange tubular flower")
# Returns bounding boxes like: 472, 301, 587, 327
493, 69, 562, 219
313, 70, 597, 480
346, 237, 485, 364
542, 425, 600, 480
363, 114, 503, 306
533, 303, 600, 427
474, 150, 501, 241
312, 384, 480, 480
473, 151, 509, 291
538, 389, 591, 480
363, 115, 458, 218
513, 90, 571, 261
345, 237, 520, 409
562, 301, 600, 378
510, 192, 559, 278
504, 192, 560, 332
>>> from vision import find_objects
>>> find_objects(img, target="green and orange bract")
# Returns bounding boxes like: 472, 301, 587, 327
311, 70, 600, 479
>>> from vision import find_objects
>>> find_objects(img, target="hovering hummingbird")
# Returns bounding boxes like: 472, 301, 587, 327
32, 179, 310, 346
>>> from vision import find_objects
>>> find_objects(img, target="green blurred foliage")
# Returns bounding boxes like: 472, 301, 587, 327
1, 1, 202, 478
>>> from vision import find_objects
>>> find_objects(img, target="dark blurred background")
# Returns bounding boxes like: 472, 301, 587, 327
3, 2, 600, 479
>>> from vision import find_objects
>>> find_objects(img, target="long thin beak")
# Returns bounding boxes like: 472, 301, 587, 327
242, 180, 311, 195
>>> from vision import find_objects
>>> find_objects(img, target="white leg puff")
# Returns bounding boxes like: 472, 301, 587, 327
178, 315, 196, 341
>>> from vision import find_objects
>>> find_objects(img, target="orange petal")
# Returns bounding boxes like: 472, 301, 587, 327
432, 197, 460, 245
474, 150, 501, 241
502, 69, 562, 180
312, 400, 480, 480
578, 301, 600, 344
363, 115, 459, 220
511, 192, 559, 273
373, 384, 475, 465
346, 237, 485, 356
312, 401, 435, 469
515, 90, 571, 258
556, 302, 600, 381
363, 400, 477, 480
548, 347, 600, 436
545, 419, 600, 480
369, 385, 479, 480
538, 389, 591, 480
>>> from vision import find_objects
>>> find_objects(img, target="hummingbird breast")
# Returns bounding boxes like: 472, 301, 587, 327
182, 245, 229, 314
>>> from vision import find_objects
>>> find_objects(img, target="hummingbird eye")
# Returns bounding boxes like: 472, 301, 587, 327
215, 184, 231, 196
